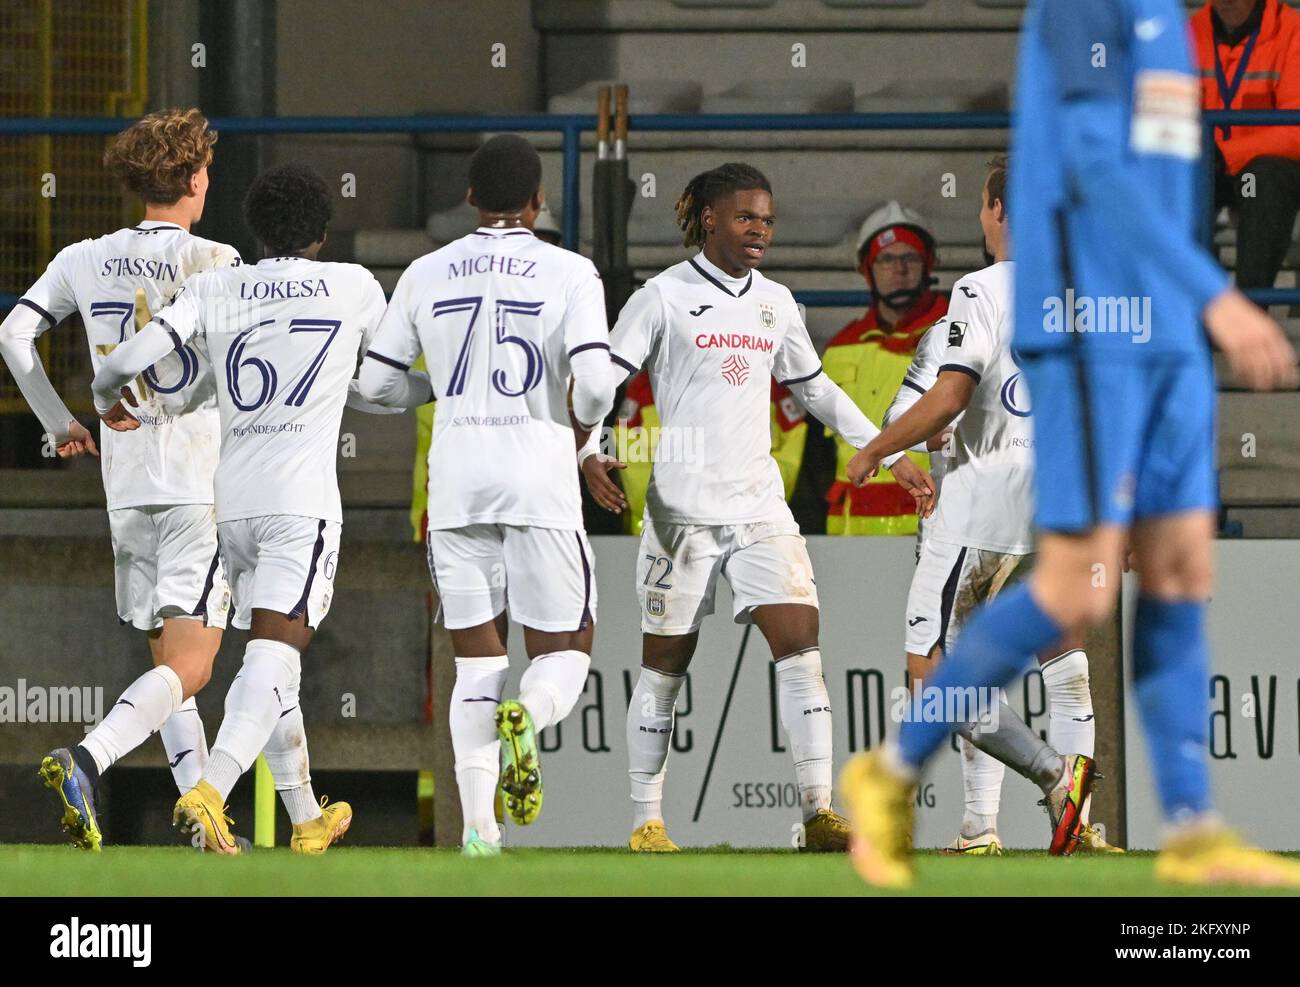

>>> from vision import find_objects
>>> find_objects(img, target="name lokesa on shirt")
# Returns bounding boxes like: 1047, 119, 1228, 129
147, 257, 388, 525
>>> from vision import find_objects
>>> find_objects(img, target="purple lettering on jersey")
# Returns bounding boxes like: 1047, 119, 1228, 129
238, 278, 330, 300
99, 258, 179, 281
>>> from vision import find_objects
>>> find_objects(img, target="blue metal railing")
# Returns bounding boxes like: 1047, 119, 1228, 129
2, 108, 1299, 309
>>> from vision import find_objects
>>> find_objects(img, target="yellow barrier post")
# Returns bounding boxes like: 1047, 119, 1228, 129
254, 754, 275, 848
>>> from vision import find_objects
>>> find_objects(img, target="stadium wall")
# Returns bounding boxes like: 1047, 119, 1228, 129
0, 519, 1294, 850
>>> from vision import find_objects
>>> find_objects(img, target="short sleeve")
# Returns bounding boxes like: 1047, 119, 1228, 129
19, 242, 83, 330
563, 260, 610, 361
938, 282, 997, 383
357, 274, 391, 354
772, 301, 822, 386
609, 282, 663, 375
366, 267, 423, 372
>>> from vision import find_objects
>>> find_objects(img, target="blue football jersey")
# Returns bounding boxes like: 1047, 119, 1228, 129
1011, 0, 1229, 359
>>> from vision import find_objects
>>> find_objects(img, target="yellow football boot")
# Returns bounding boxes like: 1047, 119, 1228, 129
496, 700, 543, 825
39, 749, 103, 852
1156, 825, 1300, 888
629, 820, 680, 853
1077, 823, 1124, 854
173, 780, 242, 854
839, 750, 915, 888
801, 808, 851, 852
290, 797, 353, 854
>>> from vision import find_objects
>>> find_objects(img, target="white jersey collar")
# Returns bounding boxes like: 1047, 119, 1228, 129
472, 225, 535, 239
690, 250, 753, 298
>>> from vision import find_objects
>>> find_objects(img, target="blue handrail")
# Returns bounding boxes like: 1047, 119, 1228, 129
2, 108, 1297, 299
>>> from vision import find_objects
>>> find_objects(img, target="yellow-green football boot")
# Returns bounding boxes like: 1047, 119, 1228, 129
496, 700, 543, 825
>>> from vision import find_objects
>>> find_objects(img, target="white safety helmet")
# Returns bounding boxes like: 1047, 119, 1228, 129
855, 200, 936, 264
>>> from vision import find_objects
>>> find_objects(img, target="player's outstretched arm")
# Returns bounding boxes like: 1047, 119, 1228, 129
90, 320, 177, 429
847, 371, 973, 485
352, 364, 434, 411
0, 304, 90, 454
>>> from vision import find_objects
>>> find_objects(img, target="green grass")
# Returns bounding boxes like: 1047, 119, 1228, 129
3, 845, 1299, 896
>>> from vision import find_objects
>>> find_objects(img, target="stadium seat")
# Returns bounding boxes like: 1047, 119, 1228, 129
855, 76, 1009, 113
671, 0, 777, 7
700, 78, 856, 114
547, 79, 703, 115
822, 0, 927, 7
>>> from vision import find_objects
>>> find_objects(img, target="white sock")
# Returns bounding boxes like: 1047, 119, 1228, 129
451, 655, 510, 845
518, 650, 591, 732
159, 696, 208, 793
204, 639, 300, 801
626, 666, 685, 829
262, 667, 320, 825
775, 648, 833, 820
958, 735, 1004, 837
1042, 650, 1095, 758
80, 665, 183, 775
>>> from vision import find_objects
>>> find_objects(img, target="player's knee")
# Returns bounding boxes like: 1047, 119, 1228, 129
1140, 554, 1215, 601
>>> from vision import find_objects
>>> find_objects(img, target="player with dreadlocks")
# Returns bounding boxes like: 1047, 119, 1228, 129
580, 162, 935, 852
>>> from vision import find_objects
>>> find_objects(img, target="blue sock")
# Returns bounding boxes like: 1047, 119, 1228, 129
1132, 596, 1211, 821
898, 583, 1063, 769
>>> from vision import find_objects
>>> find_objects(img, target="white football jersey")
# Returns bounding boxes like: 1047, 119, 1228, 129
150, 257, 387, 524
367, 227, 610, 530
610, 252, 822, 526
926, 261, 1035, 554
18, 220, 238, 509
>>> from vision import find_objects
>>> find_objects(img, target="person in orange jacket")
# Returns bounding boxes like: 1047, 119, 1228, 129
1193, 0, 1300, 289
793, 202, 948, 535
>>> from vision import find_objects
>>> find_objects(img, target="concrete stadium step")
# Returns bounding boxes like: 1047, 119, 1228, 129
534, 0, 1028, 32
1217, 390, 1300, 508
545, 32, 1020, 110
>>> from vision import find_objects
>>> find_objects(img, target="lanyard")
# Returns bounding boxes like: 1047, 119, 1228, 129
1214, 25, 1261, 139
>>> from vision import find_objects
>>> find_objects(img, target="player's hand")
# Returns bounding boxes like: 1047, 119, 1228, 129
581, 453, 628, 513
100, 387, 141, 432
1204, 289, 1300, 392
846, 445, 882, 486
889, 455, 937, 519
55, 419, 99, 458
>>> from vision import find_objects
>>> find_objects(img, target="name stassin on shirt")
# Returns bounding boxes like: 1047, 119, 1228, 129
101, 258, 179, 280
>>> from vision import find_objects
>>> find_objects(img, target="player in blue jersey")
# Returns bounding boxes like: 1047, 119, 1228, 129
840, 0, 1300, 888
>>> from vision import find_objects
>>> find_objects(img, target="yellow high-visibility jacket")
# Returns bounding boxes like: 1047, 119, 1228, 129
821, 293, 948, 536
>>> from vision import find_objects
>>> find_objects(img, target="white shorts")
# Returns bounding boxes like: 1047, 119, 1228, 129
217, 515, 341, 631
904, 538, 1033, 657
637, 517, 818, 636
426, 524, 596, 633
109, 504, 229, 632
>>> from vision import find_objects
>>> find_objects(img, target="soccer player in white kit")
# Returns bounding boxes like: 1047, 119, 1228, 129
580, 163, 935, 852
0, 110, 236, 851
853, 156, 1118, 856
359, 135, 616, 856
94, 163, 419, 853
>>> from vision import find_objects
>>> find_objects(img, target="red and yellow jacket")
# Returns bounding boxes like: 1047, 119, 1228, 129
821, 291, 948, 536
1192, 0, 1300, 175
614, 370, 806, 535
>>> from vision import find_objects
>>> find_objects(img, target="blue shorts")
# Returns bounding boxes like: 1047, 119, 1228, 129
1021, 349, 1218, 532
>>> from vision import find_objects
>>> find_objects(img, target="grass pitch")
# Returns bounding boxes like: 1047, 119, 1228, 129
3, 845, 1299, 896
